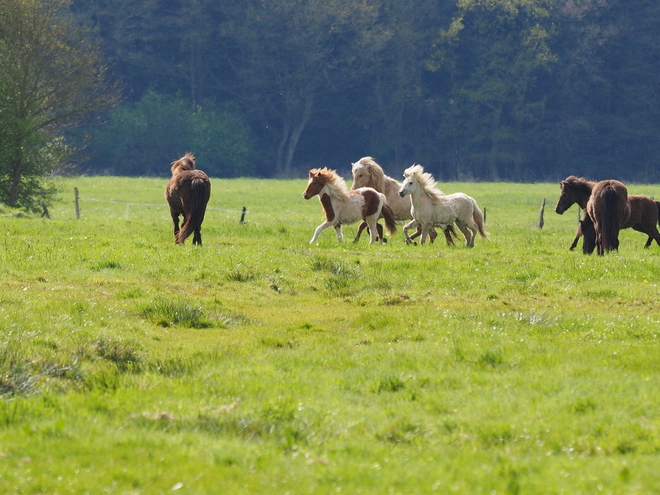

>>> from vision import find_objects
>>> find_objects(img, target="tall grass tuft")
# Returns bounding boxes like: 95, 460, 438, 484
139, 298, 212, 328
94, 337, 144, 371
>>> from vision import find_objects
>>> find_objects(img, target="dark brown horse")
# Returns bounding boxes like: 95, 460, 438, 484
587, 180, 630, 255
555, 176, 660, 253
165, 153, 211, 245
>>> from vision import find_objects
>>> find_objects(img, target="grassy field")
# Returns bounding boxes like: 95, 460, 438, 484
1, 176, 659, 494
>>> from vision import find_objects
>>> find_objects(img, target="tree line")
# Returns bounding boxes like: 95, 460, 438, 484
2, 0, 660, 209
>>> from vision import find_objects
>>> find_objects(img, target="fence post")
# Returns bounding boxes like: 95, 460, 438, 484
74, 187, 80, 219
240, 206, 247, 223
537, 198, 546, 229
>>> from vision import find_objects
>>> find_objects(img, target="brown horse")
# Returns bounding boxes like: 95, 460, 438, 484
587, 180, 630, 255
555, 175, 660, 253
165, 152, 211, 245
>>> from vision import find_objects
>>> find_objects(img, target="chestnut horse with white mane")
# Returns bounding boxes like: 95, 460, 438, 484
165, 152, 211, 245
303, 167, 396, 245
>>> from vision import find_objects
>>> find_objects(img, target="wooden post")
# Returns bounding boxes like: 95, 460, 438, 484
74, 187, 80, 219
537, 198, 546, 229
483, 206, 487, 223
240, 206, 247, 223
41, 203, 50, 219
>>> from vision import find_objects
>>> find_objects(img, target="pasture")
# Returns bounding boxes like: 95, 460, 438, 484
1, 176, 659, 494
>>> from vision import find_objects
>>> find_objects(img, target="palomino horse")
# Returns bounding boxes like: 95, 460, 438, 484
587, 180, 631, 255
398, 165, 488, 247
165, 152, 211, 245
350, 157, 448, 244
302, 167, 396, 244
555, 175, 660, 253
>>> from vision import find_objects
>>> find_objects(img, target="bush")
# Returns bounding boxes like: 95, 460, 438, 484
83, 91, 255, 177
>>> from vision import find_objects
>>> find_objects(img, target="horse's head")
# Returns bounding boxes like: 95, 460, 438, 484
399, 164, 428, 197
398, 175, 415, 197
171, 152, 196, 174
555, 175, 592, 213
351, 157, 385, 191
303, 168, 332, 199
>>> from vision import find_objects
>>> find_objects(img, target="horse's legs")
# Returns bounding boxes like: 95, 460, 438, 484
365, 217, 379, 244
442, 226, 453, 246
334, 224, 344, 242
170, 211, 181, 242
410, 226, 437, 243
353, 221, 368, 243
455, 221, 472, 247
569, 226, 582, 251
310, 221, 333, 244
634, 224, 660, 248
420, 223, 432, 244
375, 223, 384, 244
193, 229, 202, 246
403, 220, 417, 244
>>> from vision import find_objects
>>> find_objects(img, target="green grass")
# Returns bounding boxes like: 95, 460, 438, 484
1, 176, 660, 493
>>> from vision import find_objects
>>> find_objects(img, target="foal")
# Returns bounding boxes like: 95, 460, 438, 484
303, 167, 396, 244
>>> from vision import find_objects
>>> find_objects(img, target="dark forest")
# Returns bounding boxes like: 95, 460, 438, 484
14, 0, 660, 182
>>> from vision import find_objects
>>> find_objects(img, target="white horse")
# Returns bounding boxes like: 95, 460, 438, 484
303, 167, 396, 244
398, 165, 488, 247
351, 156, 449, 244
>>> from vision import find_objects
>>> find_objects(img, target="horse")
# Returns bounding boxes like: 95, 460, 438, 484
555, 175, 660, 253
587, 180, 631, 255
302, 167, 397, 245
398, 164, 488, 247
350, 157, 454, 245
165, 152, 211, 245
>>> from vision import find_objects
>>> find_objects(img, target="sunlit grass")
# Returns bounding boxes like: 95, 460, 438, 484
0, 177, 659, 493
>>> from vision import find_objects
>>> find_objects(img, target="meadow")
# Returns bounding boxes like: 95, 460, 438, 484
1, 176, 659, 494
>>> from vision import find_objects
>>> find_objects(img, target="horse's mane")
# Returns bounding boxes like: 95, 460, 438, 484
352, 157, 386, 191
171, 152, 196, 173
310, 167, 349, 200
403, 164, 444, 201
562, 175, 595, 193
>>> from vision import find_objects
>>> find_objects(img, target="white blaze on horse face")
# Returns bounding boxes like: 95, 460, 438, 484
303, 177, 319, 199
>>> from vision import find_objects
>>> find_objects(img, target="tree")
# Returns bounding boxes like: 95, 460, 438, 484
83, 91, 255, 177
358, 0, 453, 168
221, 0, 389, 177
0, 0, 118, 209
428, 0, 557, 180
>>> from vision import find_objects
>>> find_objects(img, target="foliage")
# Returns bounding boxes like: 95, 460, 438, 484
220, 0, 390, 176
1, 176, 660, 492
65, 0, 660, 181
83, 91, 255, 176
0, 0, 119, 209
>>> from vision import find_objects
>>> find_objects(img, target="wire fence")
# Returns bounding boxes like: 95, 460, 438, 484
77, 193, 249, 222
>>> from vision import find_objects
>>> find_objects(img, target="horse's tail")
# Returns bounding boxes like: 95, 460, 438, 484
599, 188, 622, 252
176, 178, 210, 244
381, 203, 397, 236
471, 198, 489, 238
